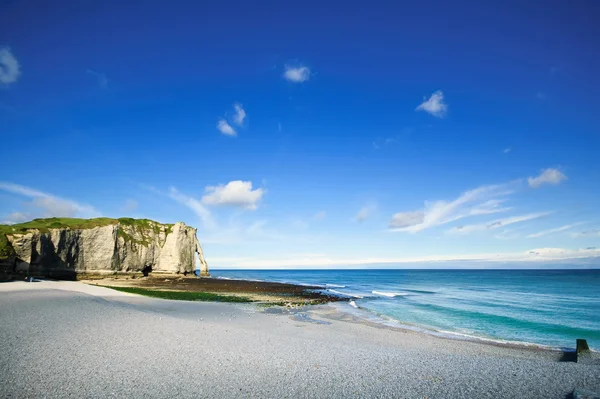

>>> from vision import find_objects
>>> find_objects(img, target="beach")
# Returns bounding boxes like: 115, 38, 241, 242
1, 280, 599, 398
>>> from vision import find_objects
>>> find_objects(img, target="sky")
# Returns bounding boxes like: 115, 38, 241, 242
1, 0, 599, 269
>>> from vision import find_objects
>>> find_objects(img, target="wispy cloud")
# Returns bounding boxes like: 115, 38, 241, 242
536, 91, 547, 101
233, 103, 246, 126
1, 212, 29, 225
528, 168, 567, 188
503, 147, 511, 154
373, 136, 399, 150
527, 223, 585, 238
202, 180, 265, 210
283, 65, 310, 83
355, 203, 377, 222
571, 229, 600, 238
209, 247, 600, 268
121, 199, 138, 213
449, 212, 551, 235
389, 183, 514, 233
416, 90, 447, 118
0, 182, 99, 218
389, 211, 425, 229
86, 69, 108, 89
168, 187, 214, 229
313, 211, 327, 221
494, 227, 523, 240
217, 119, 236, 136
0, 47, 21, 85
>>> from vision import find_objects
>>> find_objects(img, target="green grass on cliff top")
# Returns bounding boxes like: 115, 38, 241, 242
97, 286, 252, 303
0, 217, 175, 234
0, 217, 177, 259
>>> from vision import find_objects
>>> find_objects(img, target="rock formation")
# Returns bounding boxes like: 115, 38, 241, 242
0, 218, 209, 278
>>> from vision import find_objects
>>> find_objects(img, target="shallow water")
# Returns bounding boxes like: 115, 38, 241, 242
212, 269, 600, 349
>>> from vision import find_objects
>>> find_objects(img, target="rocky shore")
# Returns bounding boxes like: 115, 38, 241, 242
82, 274, 345, 305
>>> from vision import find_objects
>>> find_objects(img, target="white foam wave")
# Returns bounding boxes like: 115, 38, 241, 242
325, 284, 346, 288
372, 291, 409, 298
327, 289, 364, 299
349, 300, 359, 309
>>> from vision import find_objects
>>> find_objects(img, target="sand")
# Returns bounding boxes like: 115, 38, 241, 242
1, 280, 599, 398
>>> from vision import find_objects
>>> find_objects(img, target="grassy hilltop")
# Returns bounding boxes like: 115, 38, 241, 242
0, 217, 176, 259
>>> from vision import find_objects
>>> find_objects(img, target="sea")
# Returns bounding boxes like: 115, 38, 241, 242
211, 269, 600, 350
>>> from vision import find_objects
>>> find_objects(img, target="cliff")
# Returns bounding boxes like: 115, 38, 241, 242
0, 218, 209, 278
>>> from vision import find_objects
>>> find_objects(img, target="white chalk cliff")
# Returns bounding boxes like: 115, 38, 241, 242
3, 219, 209, 277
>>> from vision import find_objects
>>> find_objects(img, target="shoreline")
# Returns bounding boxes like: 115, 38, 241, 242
322, 301, 582, 355
2, 280, 599, 398
211, 270, 600, 352
9, 273, 598, 354
80, 275, 597, 355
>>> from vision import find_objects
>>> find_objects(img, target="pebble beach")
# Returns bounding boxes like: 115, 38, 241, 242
1, 280, 599, 398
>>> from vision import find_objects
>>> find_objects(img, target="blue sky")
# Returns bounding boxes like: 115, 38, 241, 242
1, 0, 599, 268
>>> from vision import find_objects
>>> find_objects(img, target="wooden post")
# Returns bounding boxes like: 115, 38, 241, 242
577, 339, 590, 354
576, 339, 590, 363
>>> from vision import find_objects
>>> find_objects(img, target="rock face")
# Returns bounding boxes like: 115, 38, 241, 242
3, 220, 209, 278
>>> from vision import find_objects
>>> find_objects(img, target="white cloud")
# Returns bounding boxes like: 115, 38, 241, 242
389, 211, 424, 229
209, 247, 600, 268
121, 199, 138, 213
0, 182, 99, 218
86, 69, 108, 89
536, 91, 547, 100
283, 65, 310, 83
168, 187, 214, 229
503, 147, 511, 154
202, 180, 265, 210
528, 168, 567, 188
217, 119, 236, 136
449, 212, 551, 235
233, 103, 246, 126
0, 47, 21, 85
390, 183, 514, 233
415, 90, 447, 118
1, 212, 29, 225
526, 222, 585, 238
355, 204, 377, 222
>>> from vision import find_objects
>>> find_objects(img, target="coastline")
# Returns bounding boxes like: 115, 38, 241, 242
79, 274, 345, 305
320, 301, 582, 354
2, 279, 599, 398
78, 272, 598, 353
210, 269, 600, 351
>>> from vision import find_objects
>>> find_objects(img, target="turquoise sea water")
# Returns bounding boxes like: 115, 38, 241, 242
212, 269, 600, 350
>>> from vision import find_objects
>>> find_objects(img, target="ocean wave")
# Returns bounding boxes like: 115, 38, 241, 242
372, 291, 409, 298
325, 284, 346, 288
403, 288, 436, 294
327, 289, 365, 299
349, 300, 359, 309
